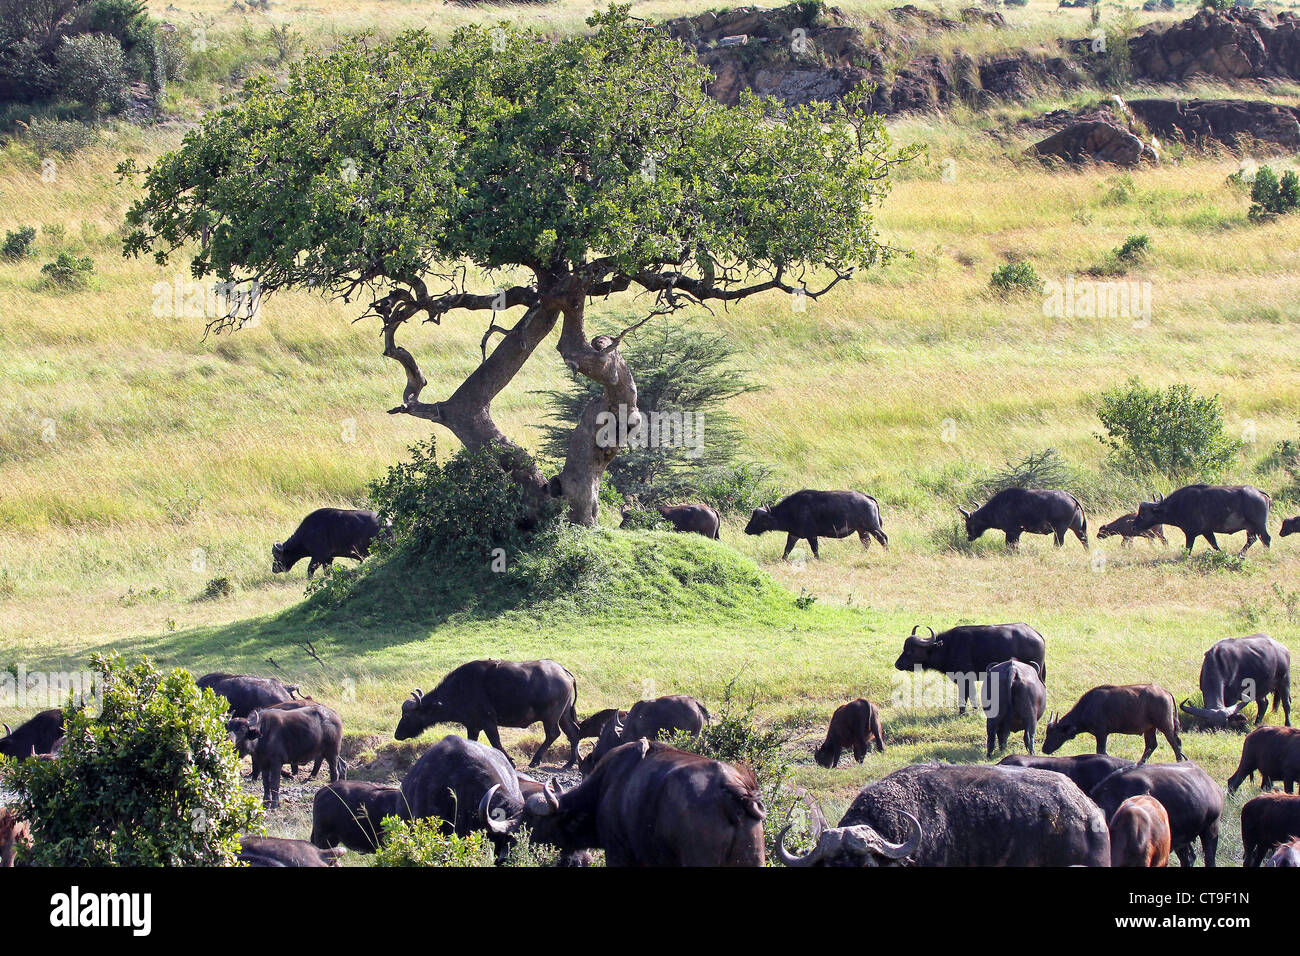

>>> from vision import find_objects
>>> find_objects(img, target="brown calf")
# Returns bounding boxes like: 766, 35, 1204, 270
1109, 794, 1171, 867
814, 699, 885, 768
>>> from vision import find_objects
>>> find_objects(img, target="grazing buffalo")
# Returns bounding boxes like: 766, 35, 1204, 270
579, 695, 710, 774
779, 764, 1109, 867
400, 735, 525, 854
894, 623, 1047, 714
482, 740, 766, 867
1097, 512, 1167, 547
1043, 683, 1185, 763
744, 489, 886, 559
622, 504, 721, 539
231, 702, 345, 807
1264, 838, 1300, 866
1282, 516, 1300, 537
0, 709, 63, 759
982, 659, 1046, 757
394, 659, 581, 768
1132, 485, 1271, 555
197, 672, 304, 718
1109, 795, 1172, 867
1241, 793, 1300, 867
310, 781, 404, 853
1227, 726, 1300, 794
1180, 633, 1291, 729
957, 487, 1088, 549
814, 699, 885, 769
237, 836, 345, 867
1090, 761, 1223, 867
0, 808, 31, 867
271, 507, 389, 577
997, 753, 1136, 795
576, 708, 625, 740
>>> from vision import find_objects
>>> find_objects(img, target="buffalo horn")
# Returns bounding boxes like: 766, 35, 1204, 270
1, 723, 9, 738
479, 784, 514, 835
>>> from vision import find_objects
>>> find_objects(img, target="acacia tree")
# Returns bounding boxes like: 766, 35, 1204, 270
122, 6, 909, 524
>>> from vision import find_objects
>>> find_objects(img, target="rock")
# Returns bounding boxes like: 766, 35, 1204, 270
1032, 120, 1155, 167
1127, 97, 1300, 149
1128, 8, 1300, 82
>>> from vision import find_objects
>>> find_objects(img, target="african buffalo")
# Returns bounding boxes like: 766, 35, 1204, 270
271, 507, 389, 577
1240, 793, 1300, 866
622, 504, 721, 539
1097, 512, 1167, 547
779, 764, 1109, 866
237, 836, 345, 867
579, 695, 710, 774
197, 672, 304, 718
1090, 761, 1223, 867
400, 735, 524, 850
1043, 683, 1185, 763
814, 698, 885, 769
394, 659, 581, 768
1180, 633, 1291, 729
0, 808, 31, 867
744, 489, 886, 559
1109, 794, 1171, 867
0, 709, 63, 759
1132, 484, 1271, 555
997, 753, 1136, 795
1264, 838, 1300, 866
894, 622, 1047, 714
1282, 516, 1300, 537
232, 702, 345, 807
957, 487, 1088, 549
482, 739, 766, 866
576, 708, 625, 740
310, 781, 404, 853
1227, 725, 1300, 794
982, 659, 1046, 757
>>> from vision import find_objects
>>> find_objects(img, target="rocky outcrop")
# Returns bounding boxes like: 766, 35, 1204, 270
1127, 97, 1300, 149
1032, 120, 1156, 167
1128, 8, 1300, 82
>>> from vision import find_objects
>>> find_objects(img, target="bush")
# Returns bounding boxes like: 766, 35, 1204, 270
2, 653, 262, 866
23, 117, 98, 155
1114, 233, 1150, 262
973, 447, 1074, 500
616, 508, 672, 531
1248, 166, 1300, 220
989, 261, 1040, 296
1096, 380, 1241, 480
55, 33, 130, 113
40, 252, 95, 289
1, 226, 36, 259
199, 576, 234, 600
372, 816, 492, 866
696, 460, 782, 516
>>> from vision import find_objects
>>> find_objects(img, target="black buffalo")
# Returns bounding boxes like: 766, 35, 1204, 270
196, 672, 304, 718
1089, 761, 1224, 867
1282, 516, 1300, 537
1241, 793, 1300, 867
779, 764, 1109, 866
814, 698, 885, 768
1097, 512, 1167, 547
894, 622, 1047, 714
982, 659, 1046, 757
579, 695, 710, 774
310, 781, 404, 853
1132, 484, 1271, 555
1227, 726, 1300, 794
271, 507, 388, 577
237, 836, 344, 867
744, 489, 886, 559
1180, 633, 1291, 729
576, 708, 625, 740
622, 504, 721, 539
230, 702, 345, 807
483, 739, 766, 866
997, 753, 1136, 795
0, 709, 63, 759
957, 487, 1088, 549
400, 735, 524, 855
1043, 683, 1185, 763
394, 659, 581, 769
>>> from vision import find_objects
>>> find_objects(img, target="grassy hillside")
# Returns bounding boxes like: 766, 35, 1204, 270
3, 0, 1300, 864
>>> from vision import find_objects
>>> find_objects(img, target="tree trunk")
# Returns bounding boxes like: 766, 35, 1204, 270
550, 292, 639, 526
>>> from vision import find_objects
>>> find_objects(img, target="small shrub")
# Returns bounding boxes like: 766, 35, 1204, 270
40, 252, 95, 289
200, 576, 234, 600
372, 816, 492, 867
55, 33, 131, 113
1, 226, 36, 260
617, 508, 672, 532
1248, 166, 1300, 220
989, 261, 1040, 296
24, 118, 98, 155
974, 447, 1073, 500
1096, 380, 1241, 480
697, 461, 782, 516
1114, 233, 1150, 262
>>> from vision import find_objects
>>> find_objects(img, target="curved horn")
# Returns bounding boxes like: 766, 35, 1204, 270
2, 722, 9, 738
910, 624, 920, 636
1180, 699, 1222, 722
775, 822, 825, 867
879, 812, 923, 861
957, 506, 971, 518
479, 784, 514, 835
542, 777, 561, 812
926, 626, 936, 641
247, 710, 259, 728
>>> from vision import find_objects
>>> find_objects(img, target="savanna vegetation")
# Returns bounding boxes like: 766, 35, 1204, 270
3, 0, 1300, 866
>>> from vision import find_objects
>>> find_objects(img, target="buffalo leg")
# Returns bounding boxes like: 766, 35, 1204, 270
465, 726, 480, 741
852, 743, 867, 763
1183, 530, 1197, 552
807, 536, 820, 559
1073, 525, 1088, 548
1005, 531, 1020, 549
1139, 730, 1157, 764
306, 559, 321, 578
1240, 532, 1257, 555
997, 724, 1011, 754
307, 757, 324, 779
531, 720, 561, 767
1155, 528, 1167, 547
871, 530, 888, 549
1095, 733, 1108, 755
559, 710, 581, 769
1024, 719, 1036, 755
857, 530, 872, 550
1204, 532, 1221, 552
1175, 843, 1195, 867
781, 533, 798, 560
1167, 727, 1186, 761
483, 724, 514, 766
1282, 693, 1292, 727
1201, 823, 1219, 868
986, 723, 997, 758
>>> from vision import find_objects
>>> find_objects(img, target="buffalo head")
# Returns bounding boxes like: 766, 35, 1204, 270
1179, 696, 1249, 730
775, 798, 921, 868
1130, 494, 1165, 532
956, 504, 987, 541
270, 542, 289, 573
226, 713, 260, 758
481, 777, 582, 851
1281, 517, 1300, 537
394, 688, 445, 740
894, 625, 939, 671
744, 507, 776, 536
578, 710, 625, 775
1041, 712, 1078, 754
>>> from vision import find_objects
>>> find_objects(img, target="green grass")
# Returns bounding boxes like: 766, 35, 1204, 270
3, 0, 1300, 864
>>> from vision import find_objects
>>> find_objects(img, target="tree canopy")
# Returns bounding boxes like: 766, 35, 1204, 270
123, 5, 911, 523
